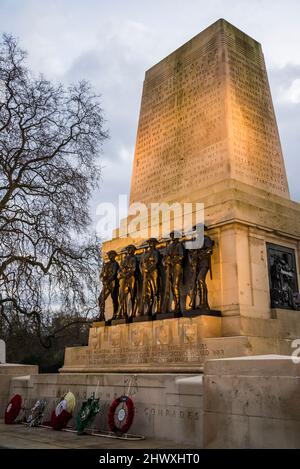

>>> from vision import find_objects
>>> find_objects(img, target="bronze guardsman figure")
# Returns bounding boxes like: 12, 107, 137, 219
140, 238, 161, 316
117, 244, 138, 319
98, 250, 119, 321
189, 226, 214, 310
163, 231, 184, 312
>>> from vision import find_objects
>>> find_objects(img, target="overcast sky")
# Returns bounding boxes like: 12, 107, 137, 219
1, 0, 300, 234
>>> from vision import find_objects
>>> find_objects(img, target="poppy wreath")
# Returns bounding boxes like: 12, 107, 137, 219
27, 399, 47, 427
4, 394, 22, 424
49, 392, 75, 430
50, 409, 72, 430
107, 395, 135, 434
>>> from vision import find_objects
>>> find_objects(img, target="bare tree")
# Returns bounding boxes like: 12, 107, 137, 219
0, 34, 107, 347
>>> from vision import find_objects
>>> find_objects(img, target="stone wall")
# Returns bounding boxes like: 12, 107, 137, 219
203, 355, 300, 448
0, 364, 38, 415
10, 373, 203, 447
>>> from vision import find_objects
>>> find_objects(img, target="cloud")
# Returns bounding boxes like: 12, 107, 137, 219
280, 79, 300, 104
268, 64, 300, 200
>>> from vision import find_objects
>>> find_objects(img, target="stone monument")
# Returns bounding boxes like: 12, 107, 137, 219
9, 18, 300, 448
61, 18, 300, 375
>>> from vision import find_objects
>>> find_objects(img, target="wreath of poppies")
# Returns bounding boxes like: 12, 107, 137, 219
27, 399, 47, 427
4, 394, 22, 424
107, 395, 134, 434
50, 408, 72, 430
50, 392, 75, 430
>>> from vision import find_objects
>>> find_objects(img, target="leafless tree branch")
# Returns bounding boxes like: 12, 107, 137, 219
0, 34, 106, 348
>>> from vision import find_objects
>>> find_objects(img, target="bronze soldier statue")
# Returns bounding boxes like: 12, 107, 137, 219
188, 248, 199, 310
189, 226, 214, 310
163, 231, 184, 312
117, 244, 138, 319
140, 238, 161, 316
98, 250, 119, 321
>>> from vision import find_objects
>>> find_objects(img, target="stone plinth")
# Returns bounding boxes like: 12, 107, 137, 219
0, 363, 38, 415
61, 315, 223, 373
61, 310, 298, 373
203, 355, 300, 448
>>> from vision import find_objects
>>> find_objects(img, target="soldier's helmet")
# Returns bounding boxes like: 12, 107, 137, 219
125, 244, 136, 253
146, 238, 159, 246
107, 250, 117, 259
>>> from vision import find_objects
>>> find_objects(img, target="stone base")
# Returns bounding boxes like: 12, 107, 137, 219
61, 315, 223, 373
132, 315, 154, 323
182, 309, 221, 318
61, 310, 299, 373
156, 311, 182, 320
0, 363, 38, 415
203, 355, 300, 448
111, 317, 132, 326
9, 372, 203, 447
62, 304, 300, 374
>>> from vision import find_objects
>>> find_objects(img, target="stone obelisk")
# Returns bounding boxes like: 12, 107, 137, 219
130, 18, 289, 207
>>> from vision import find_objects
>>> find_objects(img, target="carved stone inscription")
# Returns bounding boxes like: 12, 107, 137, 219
64, 316, 225, 370
129, 20, 289, 206
130, 30, 228, 205
67, 344, 225, 368
226, 24, 289, 197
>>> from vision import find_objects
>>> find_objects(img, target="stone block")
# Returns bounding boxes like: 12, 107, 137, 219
62, 316, 222, 373
203, 355, 300, 448
0, 364, 38, 415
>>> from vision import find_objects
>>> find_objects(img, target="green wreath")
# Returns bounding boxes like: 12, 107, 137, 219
76, 393, 100, 435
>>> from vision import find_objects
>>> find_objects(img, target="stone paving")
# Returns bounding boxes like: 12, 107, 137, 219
0, 420, 193, 449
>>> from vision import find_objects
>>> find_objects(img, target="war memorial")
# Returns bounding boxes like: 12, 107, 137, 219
2, 19, 300, 448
